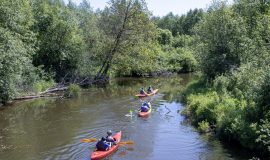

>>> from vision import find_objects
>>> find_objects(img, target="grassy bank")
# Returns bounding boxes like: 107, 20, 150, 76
182, 77, 270, 157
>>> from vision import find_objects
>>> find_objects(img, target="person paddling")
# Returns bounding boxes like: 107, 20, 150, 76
96, 137, 110, 151
140, 101, 150, 112
139, 87, 146, 95
96, 130, 117, 151
147, 86, 153, 94
106, 130, 117, 146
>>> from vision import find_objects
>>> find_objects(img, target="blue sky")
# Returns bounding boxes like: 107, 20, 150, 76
65, 0, 232, 16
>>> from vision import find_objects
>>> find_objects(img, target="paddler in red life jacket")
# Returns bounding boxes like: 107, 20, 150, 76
140, 101, 150, 112
105, 130, 116, 146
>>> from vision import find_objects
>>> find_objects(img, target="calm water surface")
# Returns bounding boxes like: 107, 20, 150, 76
0, 75, 254, 160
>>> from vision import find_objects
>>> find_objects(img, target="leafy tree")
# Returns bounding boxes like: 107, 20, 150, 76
157, 29, 173, 45
0, 0, 37, 103
75, 1, 108, 77
95, 0, 156, 79
256, 68, 270, 120
154, 9, 204, 36
112, 42, 162, 76
233, 0, 270, 36
182, 9, 204, 35
155, 12, 178, 35
233, 0, 270, 66
195, 1, 251, 79
172, 35, 195, 48
168, 48, 198, 73
256, 119, 270, 154
32, 0, 84, 81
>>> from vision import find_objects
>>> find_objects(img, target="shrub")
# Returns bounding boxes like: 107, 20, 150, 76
33, 79, 55, 93
186, 91, 219, 123
172, 35, 195, 48
64, 84, 81, 98
198, 120, 210, 133
179, 50, 198, 73
256, 120, 270, 154
168, 48, 198, 73
157, 28, 173, 45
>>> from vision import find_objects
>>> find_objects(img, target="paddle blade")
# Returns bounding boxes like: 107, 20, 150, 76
81, 138, 97, 143
119, 140, 134, 145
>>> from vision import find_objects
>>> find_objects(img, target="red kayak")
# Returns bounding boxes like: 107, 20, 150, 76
138, 103, 152, 117
91, 131, 122, 160
135, 89, 159, 98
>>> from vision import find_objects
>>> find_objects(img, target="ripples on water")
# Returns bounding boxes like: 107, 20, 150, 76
0, 75, 255, 160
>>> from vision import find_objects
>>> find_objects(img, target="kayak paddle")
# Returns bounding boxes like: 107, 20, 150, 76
119, 140, 134, 145
81, 138, 97, 143
81, 138, 134, 145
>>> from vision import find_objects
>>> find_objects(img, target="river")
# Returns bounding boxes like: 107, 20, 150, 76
0, 75, 254, 160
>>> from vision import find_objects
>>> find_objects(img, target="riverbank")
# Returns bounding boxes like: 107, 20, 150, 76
0, 71, 178, 107
181, 77, 269, 159
0, 83, 81, 107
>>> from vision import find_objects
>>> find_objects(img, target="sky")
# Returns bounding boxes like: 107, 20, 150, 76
66, 0, 233, 16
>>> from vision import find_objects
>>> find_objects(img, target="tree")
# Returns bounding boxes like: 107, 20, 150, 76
155, 12, 178, 35
182, 9, 204, 35
157, 29, 173, 45
75, 1, 107, 77
95, 0, 156, 79
195, 1, 251, 79
32, 0, 84, 81
233, 0, 270, 36
154, 9, 204, 36
0, 0, 37, 103
233, 0, 270, 66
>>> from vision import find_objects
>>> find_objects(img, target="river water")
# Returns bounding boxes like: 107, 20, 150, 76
0, 75, 254, 160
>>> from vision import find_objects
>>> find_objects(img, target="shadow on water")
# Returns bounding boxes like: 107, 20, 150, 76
0, 74, 258, 160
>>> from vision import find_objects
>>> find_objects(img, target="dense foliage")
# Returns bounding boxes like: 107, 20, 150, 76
32, 0, 85, 81
0, 0, 38, 104
153, 9, 204, 36
0, 0, 199, 104
182, 0, 270, 157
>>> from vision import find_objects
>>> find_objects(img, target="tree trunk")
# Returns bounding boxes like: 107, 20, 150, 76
94, 0, 131, 81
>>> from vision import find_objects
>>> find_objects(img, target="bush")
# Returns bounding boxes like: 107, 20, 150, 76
184, 91, 220, 123
33, 79, 55, 93
178, 49, 198, 73
256, 68, 270, 120
172, 35, 195, 48
157, 28, 173, 45
195, 2, 252, 79
183, 76, 270, 154
256, 120, 270, 154
0, 28, 36, 104
64, 84, 81, 98
168, 48, 198, 73
198, 120, 210, 133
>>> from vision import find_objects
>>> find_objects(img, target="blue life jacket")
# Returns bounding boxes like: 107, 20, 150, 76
140, 90, 145, 94
147, 87, 153, 93
96, 140, 110, 151
143, 102, 149, 107
141, 105, 149, 112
